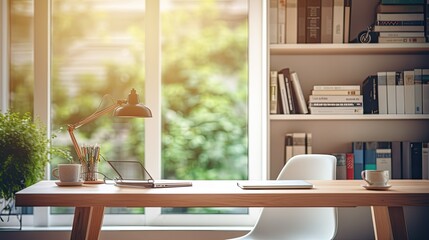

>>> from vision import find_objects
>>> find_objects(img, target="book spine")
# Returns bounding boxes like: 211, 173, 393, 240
297, 0, 307, 43
362, 75, 379, 114
422, 69, 429, 114
333, 153, 347, 180
364, 141, 377, 170
270, 0, 278, 44
313, 85, 360, 90
309, 106, 363, 114
278, 73, 290, 114
377, 4, 424, 13
306, 133, 312, 154
414, 68, 423, 114
311, 89, 360, 95
376, 20, 425, 26
402, 141, 412, 179
376, 141, 392, 178
403, 70, 416, 114
377, 13, 424, 21
378, 37, 426, 43
391, 141, 402, 179
422, 142, 429, 179
411, 142, 423, 179
309, 95, 363, 102
346, 152, 354, 180
387, 71, 397, 114
279, 68, 296, 114
270, 71, 279, 114
290, 72, 309, 114
309, 102, 362, 107
373, 25, 425, 32
306, 0, 322, 43
284, 133, 293, 164
344, 0, 351, 43
379, 32, 425, 38
381, 0, 425, 5
332, 0, 344, 43
353, 141, 364, 179
377, 72, 388, 114
278, 0, 287, 44
320, 0, 333, 43
292, 132, 307, 156
286, 0, 298, 43
396, 71, 405, 114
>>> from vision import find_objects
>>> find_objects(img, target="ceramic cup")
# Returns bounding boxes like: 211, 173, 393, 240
361, 170, 389, 186
52, 164, 82, 182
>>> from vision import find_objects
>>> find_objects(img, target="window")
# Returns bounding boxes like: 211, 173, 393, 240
1, 0, 266, 227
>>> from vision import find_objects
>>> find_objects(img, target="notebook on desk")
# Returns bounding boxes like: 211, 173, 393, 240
108, 160, 192, 188
237, 180, 313, 189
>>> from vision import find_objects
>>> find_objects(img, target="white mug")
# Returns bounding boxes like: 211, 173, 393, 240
361, 170, 389, 186
52, 164, 82, 182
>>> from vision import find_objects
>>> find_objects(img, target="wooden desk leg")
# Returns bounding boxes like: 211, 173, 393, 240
71, 206, 105, 240
371, 206, 393, 240
388, 207, 408, 240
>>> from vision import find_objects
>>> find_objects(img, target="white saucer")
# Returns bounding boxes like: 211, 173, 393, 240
55, 181, 84, 186
362, 184, 391, 190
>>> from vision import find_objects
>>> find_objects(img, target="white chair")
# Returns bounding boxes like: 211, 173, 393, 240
230, 154, 338, 240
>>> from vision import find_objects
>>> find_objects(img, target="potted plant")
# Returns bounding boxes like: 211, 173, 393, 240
0, 111, 70, 222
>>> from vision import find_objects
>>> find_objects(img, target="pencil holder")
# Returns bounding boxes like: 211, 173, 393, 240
82, 162, 98, 182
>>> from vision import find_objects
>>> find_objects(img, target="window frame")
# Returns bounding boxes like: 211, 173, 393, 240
2, 0, 268, 227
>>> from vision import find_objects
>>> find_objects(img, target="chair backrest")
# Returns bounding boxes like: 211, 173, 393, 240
238, 154, 338, 240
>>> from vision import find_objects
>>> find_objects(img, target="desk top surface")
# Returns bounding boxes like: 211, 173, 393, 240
16, 180, 429, 208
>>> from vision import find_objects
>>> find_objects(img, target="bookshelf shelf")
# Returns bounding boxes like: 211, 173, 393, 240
270, 43, 429, 55
270, 114, 429, 121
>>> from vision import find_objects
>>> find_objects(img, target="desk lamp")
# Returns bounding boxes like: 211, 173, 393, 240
68, 88, 152, 164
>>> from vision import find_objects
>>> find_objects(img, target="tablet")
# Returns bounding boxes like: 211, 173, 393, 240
237, 180, 313, 189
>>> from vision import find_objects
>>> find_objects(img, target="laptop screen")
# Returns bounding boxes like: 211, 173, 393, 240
107, 160, 154, 181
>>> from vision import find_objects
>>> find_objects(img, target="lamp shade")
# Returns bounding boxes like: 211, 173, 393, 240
114, 89, 152, 118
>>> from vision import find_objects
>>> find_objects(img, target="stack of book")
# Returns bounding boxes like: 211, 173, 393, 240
308, 85, 363, 115
374, 0, 427, 43
284, 132, 312, 164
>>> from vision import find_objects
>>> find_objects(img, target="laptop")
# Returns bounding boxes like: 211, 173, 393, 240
237, 180, 313, 189
108, 160, 192, 188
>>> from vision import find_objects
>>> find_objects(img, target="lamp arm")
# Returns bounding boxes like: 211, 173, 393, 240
68, 100, 125, 163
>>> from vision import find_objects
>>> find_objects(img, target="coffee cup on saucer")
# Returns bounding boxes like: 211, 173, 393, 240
52, 164, 83, 186
361, 170, 391, 190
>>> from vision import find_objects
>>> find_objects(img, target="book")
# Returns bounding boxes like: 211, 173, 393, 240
402, 141, 412, 179
297, 0, 307, 43
353, 141, 364, 179
410, 142, 423, 179
309, 102, 362, 107
279, 68, 296, 114
270, 0, 278, 44
376, 20, 425, 26
379, 31, 425, 37
308, 95, 363, 103
309, 106, 363, 114
376, 141, 392, 178
391, 141, 402, 179
346, 153, 354, 180
332, 153, 346, 180
332, 0, 344, 43
414, 68, 423, 114
311, 89, 361, 95
381, 0, 425, 4
278, 73, 291, 114
278, 0, 287, 44
374, 25, 424, 32
306, 0, 321, 43
395, 71, 405, 114
423, 142, 429, 179
403, 70, 415, 114
292, 132, 307, 156
320, 0, 333, 43
313, 85, 360, 91
377, 4, 424, 13
270, 71, 279, 114
362, 75, 379, 114
284, 133, 293, 164
343, 0, 351, 43
377, 72, 388, 114
364, 141, 378, 171
377, 13, 424, 21
306, 133, 312, 154
290, 72, 309, 114
378, 37, 426, 43
386, 71, 397, 114
286, 0, 298, 43
422, 69, 429, 114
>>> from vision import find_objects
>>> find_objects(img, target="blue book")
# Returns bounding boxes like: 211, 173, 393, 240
353, 141, 364, 179
364, 141, 377, 170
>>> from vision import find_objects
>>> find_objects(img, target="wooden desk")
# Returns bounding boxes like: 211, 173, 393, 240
15, 180, 429, 240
